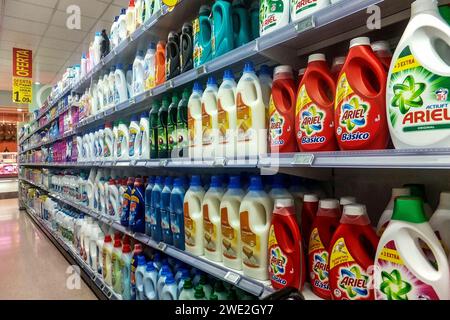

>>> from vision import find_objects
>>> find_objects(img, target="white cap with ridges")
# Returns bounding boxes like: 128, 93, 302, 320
303, 194, 319, 202
274, 65, 293, 75
343, 204, 367, 216
340, 197, 356, 206
392, 188, 410, 198
308, 53, 326, 63
411, 0, 438, 17
320, 199, 339, 209
350, 37, 371, 48
275, 198, 294, 209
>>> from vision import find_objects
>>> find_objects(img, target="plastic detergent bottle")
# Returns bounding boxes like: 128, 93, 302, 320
232, 0, 251, 47
335, 37, 388, 151
240, 176, 274, 280
430, 192, 450, 257
176, 88, 189, 158
121, 244, 132, 300
144, 0, 154, 22
128, 115, 140, 159
133, 50, 145, 97
212, 0, 234, 58
179, 278, 195, 300
161, 177, 174, 245
269, 175, 294, 204
194, 5, 213, 66
375, 196, 450, 300
296, 53, 337, 152
144, 176, 155, 236
158, 98, 170, 158
184, 175, 206, 255
167, 94, 179, 157
129, 177, 145, 233
404, 183, 433, 217
301, 194, 319, 249
150, 100, 161, 159
202, 76, 219, 160
118, 8, 128, 43
108, 67, 116, 106
135, 0, 144, 27
260, 0, 290, 36
126, 0, 137, 36
116, 121, 130, 160
331, 56, 346, 82
130, 244, 143, 300
110, 17, 119, 49
180, 23, 194, 73
135, 255, 147, 300
220, 176, 245, 270
126, 64, 134, 98
236, 62, 267, 158
259, 65, 273, 111
102, 234, 113, 286
188, 82, 204, 160
138, 112, 150, 159
156, 41, 166, 86
120, 177, 135, 226
108, 179, 121, 220
377, 188, 411, 236
152, 0, 161, 15
149, 176, 163, 240
97, 78, 105, 111
144, 42, 157, 90
291, 0, 330, 22
329, 204, 379, 300
388, 0, 450, 149
171, 178, 186, 250
217, 70, 237, 158
161, 274, 178, 300
340, 196, 356, 213
157, 268, 172, 298
268, 198, 305, 290
102, 74, 110, 108
143, 261, 158, 300
165, 31, 180, 80
308, 199, 341, 299
269, 65, 297, 153
371, 41, 392, 70
114, 64, 128, 104
203, 176, 226, 261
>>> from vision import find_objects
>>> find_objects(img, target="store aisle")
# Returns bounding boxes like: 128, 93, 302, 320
0, 199, 97, 300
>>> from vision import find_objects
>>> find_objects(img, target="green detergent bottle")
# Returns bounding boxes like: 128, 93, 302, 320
212, 0, 234, 58
167, 94, 179, 157
149, 100, 161, 159
193, 5, 213, 67
232, 0, 251, 48
158, 97, 170, 159
176, 88, 190, 158
250, 1, 260, 40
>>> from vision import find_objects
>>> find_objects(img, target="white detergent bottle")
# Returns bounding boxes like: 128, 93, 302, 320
89, 225, 102, 272
81, 52, 87, 78
98, 126, 105, 160
118, 8, 128, 43
117, 121, 130, 160
143, 261, 158, 300
201, 76, 219, 160
138, 112, 150, 159
144, 0, 154, 22
157, 268, 172, 299
239, 176, 274, 280
153, 0, 161, 15
110, 16, 119, 50
77, 136, 84, 162
95, 228, 105, 275
133, 50, 145, 97
178, 278, 195, 300
127, 0, 137, 35
260, 0, 290, 36
377, 188, 411, 235
108, 179, 121, 220
203, 176, 225, 262
388, 0, 450, 149
82, 134, 90, 162
87, 169, 97, 209
429, 192, 450, 257
217, 69, 237, 159
108, 66, 116, 106
91, 84, 99, 116
184, 175, 206, 256
89, 131, 96, 162
102, 73, 110, 108
144, 42, 157, 90
97, 78, 105, 111
269, 175, 294, 204
291, 0, 330, 23
259, 65, 273, 113
188, 82, 203, 160
115, 64, 129, 104
99, 177, 107, 215
104, 122, 115, 160
128, 115, 140, 159
375, 196, 450, 300
126, 65, 134, 99
112, 122, 119, 160
135, 0, 144, 27
220, 175, 245, 270
93, 32, 102, 66
161, 274, 178, 300
236, 62, 268, 158
135, 256, 147, 300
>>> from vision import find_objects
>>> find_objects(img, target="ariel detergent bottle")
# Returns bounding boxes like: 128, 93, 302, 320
212, 0, 234, 59
387, 0, 450, 149
260, 0, 289, 36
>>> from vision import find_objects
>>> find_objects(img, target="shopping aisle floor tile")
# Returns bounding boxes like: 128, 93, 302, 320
0, 199, 97, 300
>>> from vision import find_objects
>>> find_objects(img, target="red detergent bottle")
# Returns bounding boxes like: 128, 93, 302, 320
301, 194, 319, 250
269, 66, 298, 153
268, 198, 306, 290
329, 204, 379, 300
308, 199, 341, 300
296, 54, 337, 152
335, 37, 389, 151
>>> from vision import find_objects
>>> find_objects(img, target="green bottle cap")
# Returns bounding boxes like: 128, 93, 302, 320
210, 293, 218, 301
182, 88, 190, 100
171, 94, 179, 105
392, 196, 428, 223
194, 285, 205, 299
439, 5, 450, 25
152, 99, 161, 109
183, 278, 193, 290
404, 184, 427, 201
199, 274, 208, 285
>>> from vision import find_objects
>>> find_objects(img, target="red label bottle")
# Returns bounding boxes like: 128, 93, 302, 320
301, 194, 319, 250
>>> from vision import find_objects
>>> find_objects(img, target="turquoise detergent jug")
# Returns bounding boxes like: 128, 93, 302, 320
250, 1, 259, 40
232, 0, 251, 48
212, 0, 234, 58
196, 5, 213, 66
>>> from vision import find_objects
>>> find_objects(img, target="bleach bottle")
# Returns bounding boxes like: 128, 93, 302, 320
126, 64, 134, 98
202, 76, 219, 160
430, 192, 450, 257
108, 179, 121, 220
129, 177, 145, 233
161, 274, 178, 300
167, 94, 179, 157
193, 5, 213, 67
133, 50, 145, 97
184, 176, 206, 255
150, 176, 164, 242
144, 42, 157, 90
150, 100, 161, 159
180, 23, 194, 73
128, 115, 140, 159
135, 255, 147, 300
375, 196, 450, 300
170, 178, 186, 250
232, 0, 251, 47
161, 177, 174, 245
130, 244, 143, 300
291, 0, 330, 22
143, 261, 158, 300
114, 64, 129, 104
108, 67, 116, 106
121, 177, 135, 226
212, 0, 234, 58
144, 176, 155, 236
165, 31, 180, 80
158, 98, 170, 158
377, 187, 411, 236
260, 0, 289, 36
117, 121, 130, 160
188, 82, 204, 160
217, 70, 237, 158
157, 267, 172, 298
138, 112, 150, 159
176, 88, 189, 158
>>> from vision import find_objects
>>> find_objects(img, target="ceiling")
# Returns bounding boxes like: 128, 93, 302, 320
0, 0, 130, 91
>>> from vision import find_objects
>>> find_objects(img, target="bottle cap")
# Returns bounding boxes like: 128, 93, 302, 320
259, 64, 271, 76
228, 176, 241, 189
392, 188, 410, 198
275, 198, 294, 209
122, 244, 131, 253
350, 37, 371, 48
320, 199, 339, 209
193, 82, 203, 92
146, 261, 155, 272
165, 274, 176, 285
137, 255, 146, 266
207, 76, 217, 87
194, 286, 206, 299
392, 196, 427, 223
210, 176, 222, 188
190, 175, 202, 187
249, 176, 263, 191
223, 69, 234, 81
104, 234, 112, 243
183, 278, 193, 289
174, 178, 183, 188
343, 204, 367, 216
149, 42, 156, 50
339, 197, 356, 206
308, 53, 326, 63
165, 176, 173, 186
244, 62, 255, 73
274, 65, 293, 76
371, 41, 391, 53
303, 194, 319, 202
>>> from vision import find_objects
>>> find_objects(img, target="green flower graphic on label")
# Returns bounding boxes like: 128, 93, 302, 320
340, 97, 369, 132
270, 247, 287, 275
313, 252, 329, 281
380, 269, 412, 300
391, 75, 426, 115
339, 265, 369, 299
300, 105, 324, 136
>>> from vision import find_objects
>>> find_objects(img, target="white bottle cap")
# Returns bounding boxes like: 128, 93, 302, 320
303, 194, 319, 202
343, 204, 367, 216
340, 196, 356, 206
411, 0, 438, 16
275, 198, 294, 209
274, 65, 293, 76
392, 188, 410, 198
350, 37, 371, 48
320, 199, 339, 209
298, 68, 306, 76
439, 192, 450, 208
308, 53, 326, 63
332, 56, 346, 66
371, 41, 390, 53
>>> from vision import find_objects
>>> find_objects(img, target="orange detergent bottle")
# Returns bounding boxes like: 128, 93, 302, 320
156, 41, 166, 86
296, 54, 337, 152
329, 204, 379, 300
334, 37, 389, 151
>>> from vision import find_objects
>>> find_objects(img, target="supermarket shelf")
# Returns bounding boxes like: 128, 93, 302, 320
22, 204, 120, 300
20, 130, 76, 154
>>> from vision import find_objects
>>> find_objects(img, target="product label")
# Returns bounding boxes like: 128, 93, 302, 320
104, 136, 111, 158
221, 207, 237, 259
121, 193, 130, 222
149, 206, 159, 226
129, 126, 139, 157
308, 228, 330, 294
161, 208, 170, 230
138, 125, 145, 156
260, 0, 284, 34
203, 204, 217, 252
184, 202, 196, 247
375, 240, 440, 300
268, 224, 293, 288
150, 128, 158, 155
188, 110, 195, 148
193, 18, 202, 68
158, 126, 167, 154
217, 100, 230, 145
114, 87, 120, 104
170, 211, 183, 243
293, 0, 318, 15
236, 93, 253, 142
168, 124, 177, 153
129, 195, 139, 227
240, 210, 260, 268
117, 130, 125, 158
269, 95, 291, 148
202, 104, 212, 146
177, 121, 188, 151
102, 248, 109, 282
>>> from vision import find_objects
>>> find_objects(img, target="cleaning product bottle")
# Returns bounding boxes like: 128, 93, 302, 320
166, 31, 181, 80
377, 188, 411, 236
203, 176, 226, 261
118, 8, 128, 43
143, 261, 158, 300
371, 41, 392, 70
130, 243, 143, 300
388, 0, 450, 149
167, 94, 179, 158
212, 0, 234, 58
329, 204, 379, 300
220, 175, 245, 270
135, 255, 147, 300
138, 112, 150, 159
260, 0, 289, 36
176, 88, 189, 158
170, 178, 186, 250
117, 121, 130, 160
108, 179, 120, 220
301, 194, 319, 249
111, 239, 123, 294
240, 176, 274, 280
144, 0, 155, 22
156, 41, 166, 86
430, 192, 450, 256
135, 0, 144, 28
179, 278, 196, 300
121, 177, 135, 226
259, 65, 273, 111
291, 0, 330, 22
404, 184, 433, 217
268, 198, 305, 290
340, 196, 356, 213
133, 50, 145, 97
180, 23, 194, 73
144, 176, 155, 236
128, 115, 140, 159
296, 53, 337, 152
102, 234, 113, 286
129, 177, 145, 233
231, 0, 251, 48
335, 37, 388, 150
152, 0, 161, 15
188, 82, 204, 160
269, 65, 297, 153
202, 76, 219, 160
121, 244, 132, 300
217, 70, 237, 158
184, 175, 206, 255
331, 56, 346, 81
269, 175, 294, 204
374, 196, 450, 300
158, 98, 170, 158
236, 62, 267, 158
308, 199, 341, 299
194, 5, 213, 67
150, 100, 161, 159
161, 177, 174, 245
126, 64, 134, 98
161, 274, 178, 300
108, 67, 116, 106
126, 0, 137, 36
114, 64, 129, 104
157, 268, 172, 298
150, 176, 163, 241
144, 42, 157, 90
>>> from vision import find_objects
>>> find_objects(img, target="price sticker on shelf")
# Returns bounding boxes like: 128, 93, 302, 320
295, 15, 316, 33
165, 80, 174, 89
157, 242, 167, 252
159, 159, 168, 167
129, 97, 136, 105
292, 154, 314, 166
224, 271, 241, 285
136, 161, 147, 167
213, 157, 226, 167
196, 65, 207, 76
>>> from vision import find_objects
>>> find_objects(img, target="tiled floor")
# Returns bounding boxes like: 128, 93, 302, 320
0, 199, 97, 300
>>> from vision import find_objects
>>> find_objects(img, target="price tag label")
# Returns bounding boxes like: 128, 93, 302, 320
165, 80, 174, 89
129, 97, 136, 105
292, 154, 314, 166
296, 16, 316, 33
136, 161, 147, 167
159, 159, 168, 167
196, 65, 207, 76
224, 271, 241, 285
157, 242, 167, 252
214, 157, 226, 167
130, 160, 137, 166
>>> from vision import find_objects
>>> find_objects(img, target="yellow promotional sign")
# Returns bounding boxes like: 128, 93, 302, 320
163, 0, 179, 7
12, 77, 33, 104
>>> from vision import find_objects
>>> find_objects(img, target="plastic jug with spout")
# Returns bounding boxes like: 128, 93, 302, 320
133, 50, 145, 97
127, 0, 137, 35
296, 53, 337, 152
156, 41, 166, 86
166, 31, 180, 80
120, 177, 135, 226
161, 273, 179, 300
260, 0, 289, 36
144, 42, 156, 90
308, 199, 340, 299
430, 192, 450, 257
129, 177, 145, 233
102, 74, 110, 108
212, 0, 234, 59
301, 193, 319, 249
113, 122, 119, 159
108, 179, 121, 221
377, 188, 410, 236
180, 23, 194, 73
269, 65, 297, 153
118, 8, 128, 43
128, 115, 140, 159
161, 177, 174, 245
108, 67, 116, 106
130, 244, 143, 300
231, 0, 251, 48
137, 112, 150, 159
121, 244, 132, 300
221, 176, 245, 270
135, 255, 147, 300
102, 234, 113, 286
193, 5, 213, 67
371, 41, 392, 70
202, 77, 219, 160
110, 17, 119, 50
236, 62, 268, 158
335, 37, 388, 150
143, 261, 158, 300
176, 88, 189, 158
374, 196, 450, 300
184, 175, 206, 255
150, 176, 163, 241
291, 0, 330, 23
117, 121, 130, 160
329, 204, 379, 300
150, 100, 160, 159
171, 178, 186, 250
158, 98, 170, 158
114, 64, 128, 104
167, 95, 179, 157
239, 176, 274, 280
144, 176, 155, 236
217, 70, 237, 158
188, 83, 203, 160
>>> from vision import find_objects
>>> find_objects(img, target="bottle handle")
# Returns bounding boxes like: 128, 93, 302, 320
274, 217, 297, 254
348, 52, 386, 98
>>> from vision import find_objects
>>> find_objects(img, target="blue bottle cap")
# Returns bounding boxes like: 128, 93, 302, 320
229, 176, 241, 189
272, 175, 285, 188
116, 63, 124, 70
127, 64, 133, 71
137, 255, 146, 266
153, 252, 161, 262
165, 176, 173, 186
161, 264, 171, 274
146, 261, 155, 272
165, 274, 176, 285
95, 31, 101, 36
210, 176, 222, 188
138, 50, 144, 57
244, 62, 255, 73
111, 65, 116, 72
82, 52, 86, 59
140, 112, 148, 119
249, 176, 263, 191
193, 82, 202, 92
207, 76, 217, 87
149, 176, 156, 184
121, 8, 127, 15
223, 69, 234, 81
156, 176, 163, 184
174, 178, 183, 188
114, 16, 119, 22
131, 115, 139, 122
190, 176, 202, 187
149, 42, 157, 50
181, 269, 190, 279
259, 64, 271, 76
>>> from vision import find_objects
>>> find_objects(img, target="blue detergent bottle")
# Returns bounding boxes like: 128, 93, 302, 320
161, 177, 174, 245
129, 177, 146, 233
212, 0, 234, 58
198, 5, 213, 65
145, 176, 155, 236
120, 177, 135, 226
150, 176, 164, 242
232, 0, 251, 48
170, 178, 186, 250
